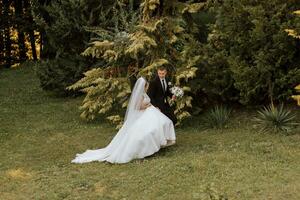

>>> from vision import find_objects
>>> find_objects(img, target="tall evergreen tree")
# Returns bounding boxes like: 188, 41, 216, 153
67, 0, 205, 127
205, 0, 300, 105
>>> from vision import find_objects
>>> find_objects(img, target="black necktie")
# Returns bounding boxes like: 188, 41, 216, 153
162, 79, 166, 92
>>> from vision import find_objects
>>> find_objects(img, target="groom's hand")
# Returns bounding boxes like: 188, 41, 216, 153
172, 95, 176, 101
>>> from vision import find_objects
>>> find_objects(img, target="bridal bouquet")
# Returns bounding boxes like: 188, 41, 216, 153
170, 86, 184, 98
168, 84, 184, 106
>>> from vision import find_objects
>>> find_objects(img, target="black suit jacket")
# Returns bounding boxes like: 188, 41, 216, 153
147, 76, 172, 110
147, 76, 177, 124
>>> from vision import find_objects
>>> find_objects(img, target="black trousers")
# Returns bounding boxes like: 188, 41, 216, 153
161, 105, 177, 125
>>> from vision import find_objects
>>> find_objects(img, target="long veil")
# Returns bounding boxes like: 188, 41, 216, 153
71, 77, 147, 163
124, 77, 146, 125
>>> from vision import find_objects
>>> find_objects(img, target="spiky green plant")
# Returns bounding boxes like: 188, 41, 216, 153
254, 104, 298, 133
203, 105, 232, 129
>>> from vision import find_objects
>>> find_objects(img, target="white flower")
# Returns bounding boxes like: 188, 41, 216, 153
116, 31, 129, 39
168, 82, 172, 86
170, 86, 184, 98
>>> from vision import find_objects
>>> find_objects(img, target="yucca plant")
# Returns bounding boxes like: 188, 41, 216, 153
254, 104, 298, 133
203, 105, 232, 129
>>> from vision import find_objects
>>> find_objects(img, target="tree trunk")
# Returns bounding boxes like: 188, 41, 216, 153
0, 1, 4, 68
29, 30, 37, 60
24, 0, 37, 60
14, 0, 28, 62
39, 29, 46, 59
3, 0, 12, 68
158, 0, 164, 16
38, 0, 52, 59
0, 31, 4, 68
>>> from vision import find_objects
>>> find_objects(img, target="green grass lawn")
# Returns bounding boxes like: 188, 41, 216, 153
0, 66, 299, 200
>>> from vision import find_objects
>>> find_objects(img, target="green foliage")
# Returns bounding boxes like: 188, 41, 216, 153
66, 68, 131, 125
203, 105, 232, 129
31, 0, 93, 95
32, 0, 129, 95
67, 0, 206, 126
198, 42, 238, 103
287, 11, 300, 106
204, 0, 300, 105
32, 0, 97, 58
254, 104, 298, 133
286, 10, 300, 39
66, 1, 140, 127
34, 55, 92, 96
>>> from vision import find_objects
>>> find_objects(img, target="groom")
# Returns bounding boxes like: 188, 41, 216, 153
147, 66, 177, 125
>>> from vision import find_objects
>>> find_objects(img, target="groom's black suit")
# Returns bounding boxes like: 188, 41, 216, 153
147, 75, 177, 125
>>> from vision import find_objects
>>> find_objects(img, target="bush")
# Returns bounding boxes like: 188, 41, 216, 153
32, 0, 117, 96
203, 105, 232, 129
35, 55, 94, 96
203, 0, 300, 105
254, 104, 298, 133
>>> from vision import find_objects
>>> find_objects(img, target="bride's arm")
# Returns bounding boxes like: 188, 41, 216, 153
139, 96, 151, 110
140, 103, 151, 110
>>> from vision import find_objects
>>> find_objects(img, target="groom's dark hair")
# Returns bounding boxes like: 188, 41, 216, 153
157, 66, 167, 71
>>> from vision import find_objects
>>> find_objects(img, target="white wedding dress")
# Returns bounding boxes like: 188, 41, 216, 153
71, 77, 176, 164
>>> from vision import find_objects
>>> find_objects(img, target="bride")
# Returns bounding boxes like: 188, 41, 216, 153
71, 77, 176, 164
